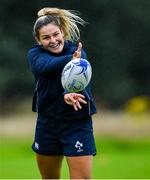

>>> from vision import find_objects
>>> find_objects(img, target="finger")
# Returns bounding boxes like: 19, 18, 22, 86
72, 42, 82, 59
76, 94, 85, 99
73, 51, 78, 57
73, 103, 78, 111
72, 93, 85, 98
77, 42, 82, 52
70, 93, 86, 102
78, 98, 87, 104
73, 51, 80, 59
75, 101, 82, 109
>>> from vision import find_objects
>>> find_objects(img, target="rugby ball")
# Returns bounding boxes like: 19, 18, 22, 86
61, 58, 92, 92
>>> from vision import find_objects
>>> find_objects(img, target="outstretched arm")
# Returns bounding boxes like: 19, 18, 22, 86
27, 48, 72, 76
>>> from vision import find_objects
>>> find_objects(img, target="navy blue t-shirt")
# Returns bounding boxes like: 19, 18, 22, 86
27, 40, 96, 120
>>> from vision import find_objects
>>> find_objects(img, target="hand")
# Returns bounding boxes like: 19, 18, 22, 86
64, 93, 87, 111
72, 42, 82, 59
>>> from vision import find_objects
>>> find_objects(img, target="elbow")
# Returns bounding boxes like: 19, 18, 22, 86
32, 67, 47, 76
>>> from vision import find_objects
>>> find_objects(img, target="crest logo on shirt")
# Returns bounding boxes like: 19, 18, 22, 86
75, 141, 83, 152
35, 142, 39, 150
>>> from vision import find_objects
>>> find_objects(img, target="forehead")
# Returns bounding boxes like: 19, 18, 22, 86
39, 23, 60, 36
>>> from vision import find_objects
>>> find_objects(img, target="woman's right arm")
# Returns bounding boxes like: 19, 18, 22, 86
27, 48, 72, 76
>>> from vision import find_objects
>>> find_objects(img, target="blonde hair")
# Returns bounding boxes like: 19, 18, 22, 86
33, 7, 86, 42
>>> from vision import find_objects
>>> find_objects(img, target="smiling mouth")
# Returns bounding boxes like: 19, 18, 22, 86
49, 43, 60, 49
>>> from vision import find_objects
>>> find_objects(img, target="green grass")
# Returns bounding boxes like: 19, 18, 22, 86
93, 137, 150, 179
0, 136, 150, 179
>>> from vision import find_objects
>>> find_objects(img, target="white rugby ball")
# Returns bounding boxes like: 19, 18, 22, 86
61, 58, 92, 92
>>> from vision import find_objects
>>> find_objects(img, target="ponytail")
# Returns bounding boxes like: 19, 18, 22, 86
33, 7, 86, 42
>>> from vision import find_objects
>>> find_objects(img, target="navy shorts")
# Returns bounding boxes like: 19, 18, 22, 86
32, 114, 96, 156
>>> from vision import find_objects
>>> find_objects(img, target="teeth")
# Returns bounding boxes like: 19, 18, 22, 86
50, 44, 59, 48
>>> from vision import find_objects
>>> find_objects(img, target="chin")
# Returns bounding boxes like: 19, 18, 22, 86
50, 48, 63, 54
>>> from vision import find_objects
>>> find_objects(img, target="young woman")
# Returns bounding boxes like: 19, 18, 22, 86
27, 7, 97, 179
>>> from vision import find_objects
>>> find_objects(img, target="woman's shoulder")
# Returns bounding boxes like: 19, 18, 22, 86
27, 45, 49, 62
27, 45, 50, 59
28, 44, 44, 53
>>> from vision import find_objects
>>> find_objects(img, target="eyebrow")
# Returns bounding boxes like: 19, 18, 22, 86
40, 30, 60, 37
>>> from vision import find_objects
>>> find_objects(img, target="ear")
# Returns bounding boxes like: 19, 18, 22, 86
60, 28, 65, 38
35, 37, 41, 45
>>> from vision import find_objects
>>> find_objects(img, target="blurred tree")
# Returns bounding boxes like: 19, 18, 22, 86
0, 0, 150, 111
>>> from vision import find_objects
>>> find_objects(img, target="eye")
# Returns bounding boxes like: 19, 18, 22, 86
42, 36, 49, 40
53, 32, 59, 37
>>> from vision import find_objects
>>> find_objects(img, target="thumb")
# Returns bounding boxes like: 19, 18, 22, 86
77, 42, 82, 52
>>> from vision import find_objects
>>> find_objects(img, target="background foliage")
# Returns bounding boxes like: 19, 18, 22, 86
1, 2, 150, 178
1, 0, 150, 110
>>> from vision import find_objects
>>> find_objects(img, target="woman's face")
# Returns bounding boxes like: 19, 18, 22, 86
38, 23, 65, 54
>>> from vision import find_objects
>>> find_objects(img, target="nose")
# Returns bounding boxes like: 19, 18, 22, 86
50, 36, 56, 43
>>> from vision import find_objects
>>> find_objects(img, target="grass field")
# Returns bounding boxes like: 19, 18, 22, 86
0, 136, 150, 179
1, 108, 150, 179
